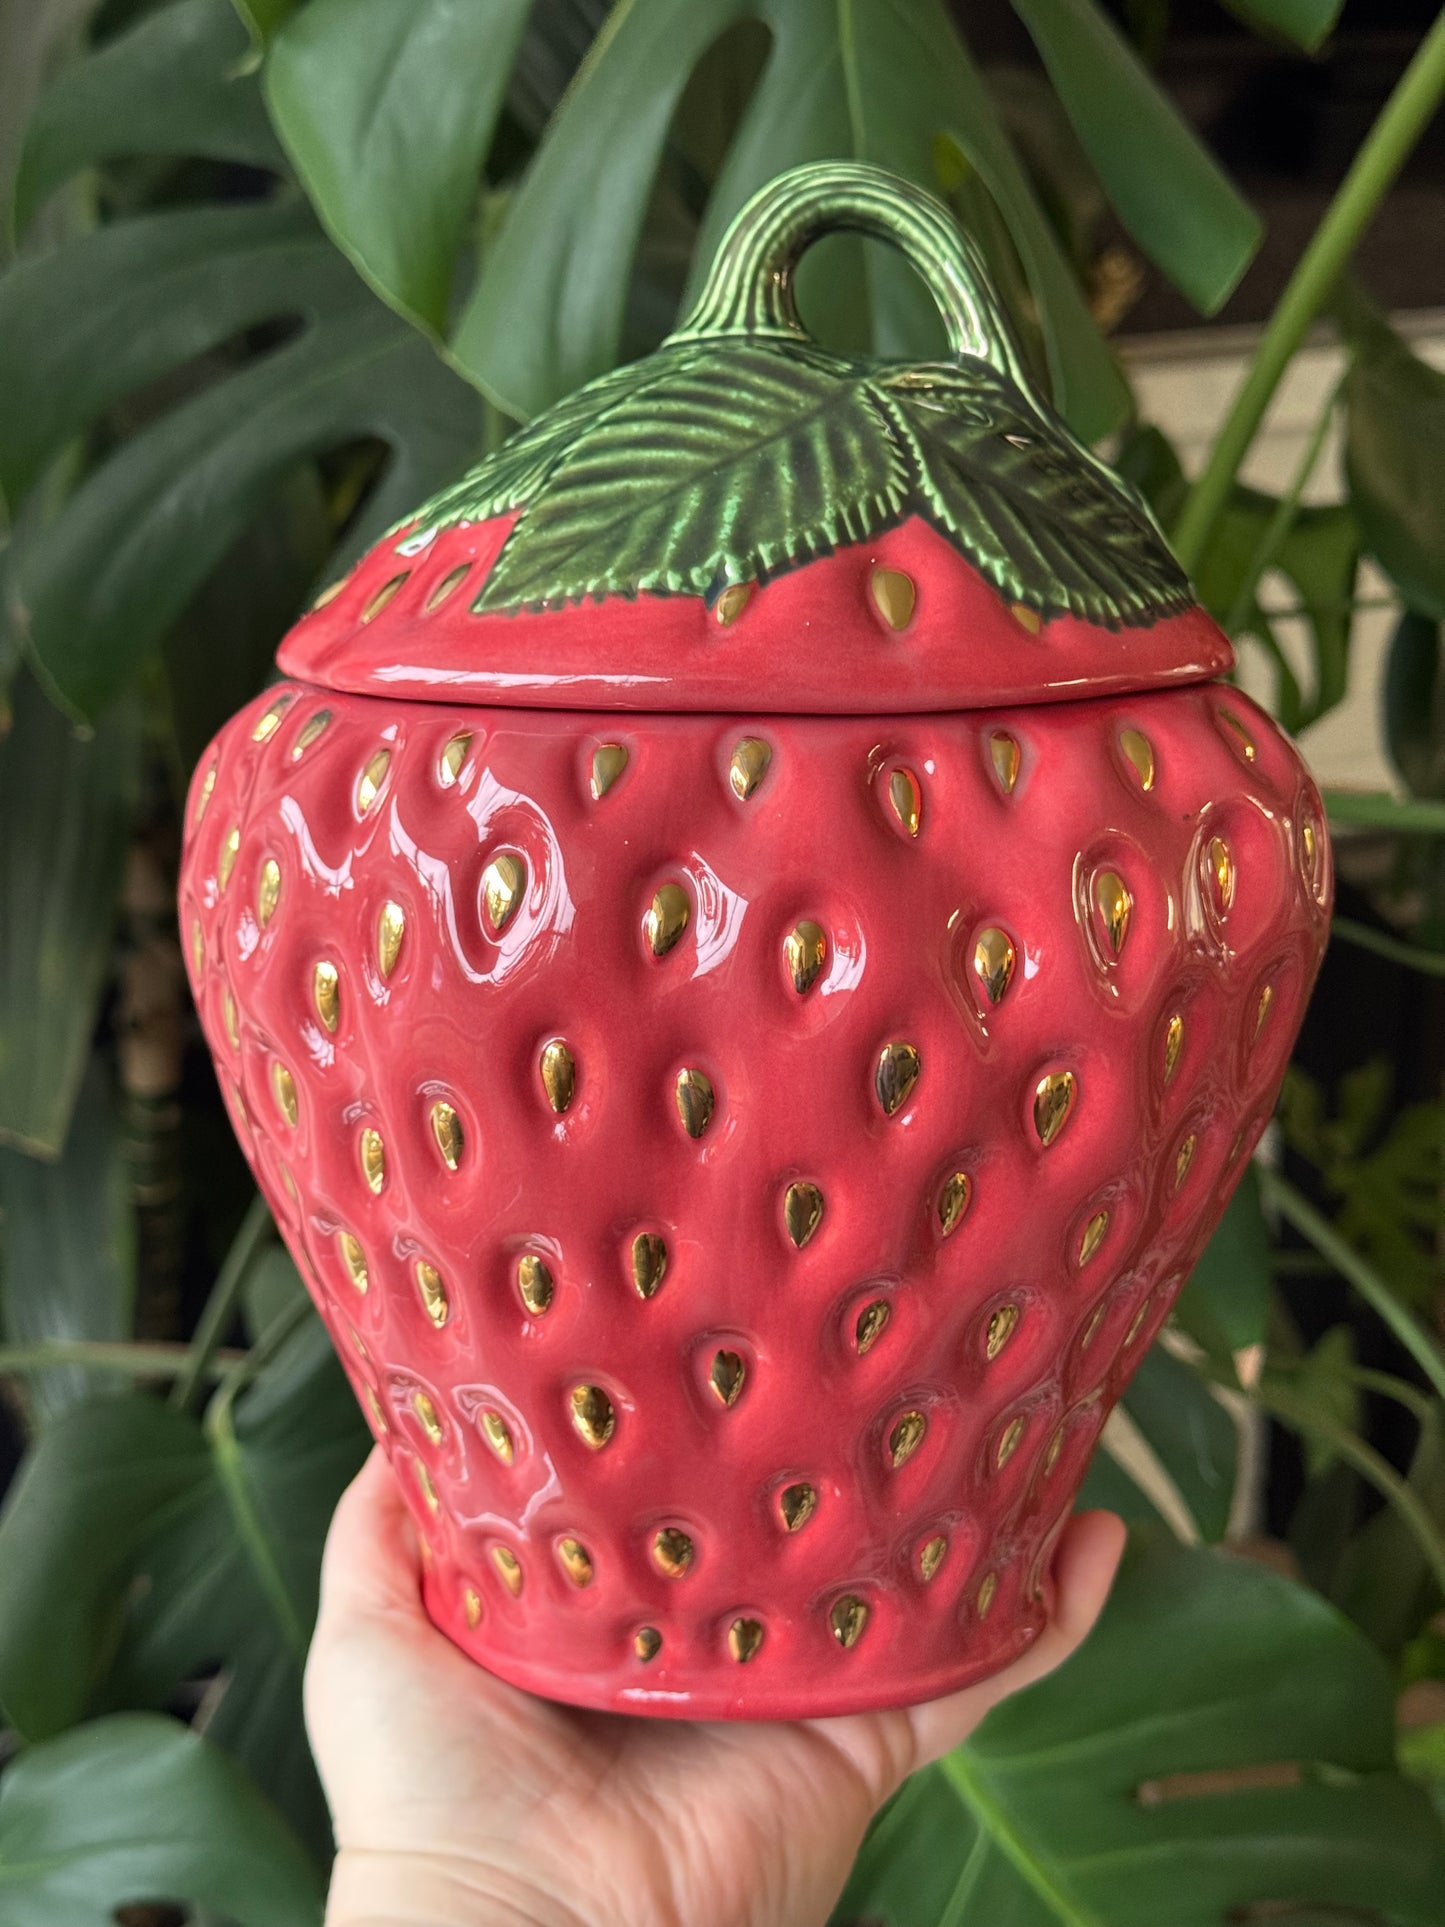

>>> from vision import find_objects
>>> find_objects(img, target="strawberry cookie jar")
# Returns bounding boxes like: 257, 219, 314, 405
180, 163, 1331, 1720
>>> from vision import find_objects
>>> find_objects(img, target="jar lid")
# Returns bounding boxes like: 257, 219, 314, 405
278, 164, 1230, 713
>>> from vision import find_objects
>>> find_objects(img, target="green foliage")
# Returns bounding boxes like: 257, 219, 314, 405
0, 1714, 323, 1926
0, 1, 1443, 1918
835, 1536, 1445, 1926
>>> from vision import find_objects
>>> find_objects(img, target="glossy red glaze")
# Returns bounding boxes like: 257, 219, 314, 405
181, 675, 1329, 1718
278, 512, 1234, 714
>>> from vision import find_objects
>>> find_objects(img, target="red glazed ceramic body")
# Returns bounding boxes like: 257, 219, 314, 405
180, 165, 1332, 1718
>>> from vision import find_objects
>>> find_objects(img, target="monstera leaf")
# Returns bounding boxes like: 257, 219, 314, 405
408, 337, 1190, 623
833, 1535, 1445, 1927
0, 1309, 368, 1858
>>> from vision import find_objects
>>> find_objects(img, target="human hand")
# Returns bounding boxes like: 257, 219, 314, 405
307, 1449, 1125, 1927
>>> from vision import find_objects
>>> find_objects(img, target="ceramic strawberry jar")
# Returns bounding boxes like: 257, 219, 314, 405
180, 164, 1331, 1719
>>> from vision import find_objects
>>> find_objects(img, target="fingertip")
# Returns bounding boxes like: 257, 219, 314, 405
1052, 1509, 1127, 1644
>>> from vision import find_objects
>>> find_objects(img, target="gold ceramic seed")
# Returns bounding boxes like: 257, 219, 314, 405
377, 901, 405, 978
338, 1232, 368, 1294
990, 733, 1021, 793
634, 1627, 662, 1662
714, 582, 753, 625
412, 1391, 442, 1444
1255, 984, 1274, 1037
439, 731, 472, 784
889, 1411, 926, 1468
1009, 601, 1042, 634
518, 1253, 554, 1315
1119, 728, 1155, 791
631, 1233, 667, 1300
311, 576, 346, 610
919, 1535, 948, 1583
1094, 871, 1132, 957
876, 1041, 921, 1117
973, 928, 1015, 1006
1209, 835, 1235, 912
1302, 820, 1317, 869
415, 1260, 449, 1328
780, 1483, 817, 1532
784, 1181, 824, 1249
256, 858, 281, 926
709, 1350, 746, 1407
571, 1383, 615, 1449
190, 922, 205, 974
887, 767, 921, 838
1219, 708, 1256, 761
1045, 1428, 1064, 1474
194, 765, 217, 823
590, 743, 628, 799
491, 1546, 523, 1597
977, 1572, 998, 1618
271, 1062, 298, 1128
938, 1170, 972, 1238
728, 1617, 763, 1663
1033, 1070, 1077, 1148
364, 1385, 387, 1434
425, 565, 470, 613
480, 1410, 514, 1465
986, 1304, 1019, 1361
675, 1068, 714, 1139
356, 749, 391, 815
415, 1461, 440, 1514
1124, 1302, 1150, 1348
871, 567, 915, 629
222, 989, 240, 1050
218, 825, 240, 890
652, 1527, 694, 1578
784, 920, 827, 994
251, 698, 290, 743
361, 573, 408, 622
996, 1416, 1026, 1469
558, 1538, 594, 1587
482, 853, 526, 933
1164, 1012, 1184, 1082
430, 1101, 463, 1169
830, 1595, 870, 1648
541, 1040, 576, 1114
1079, 1304, 1106, 1353
311, 960, 340, 1034
292, 710, 331, 758
464, 1588, 483, 1630
360, 1127, 385, 1194
644, 882, 690, 956
1079, 1210, 1109, 1267
854, 1301, 890, 1355
1175, 1134, 1197, 1189
728, 738, 771, 800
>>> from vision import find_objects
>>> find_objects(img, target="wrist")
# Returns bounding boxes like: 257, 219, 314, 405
325, 1849, 584, 1927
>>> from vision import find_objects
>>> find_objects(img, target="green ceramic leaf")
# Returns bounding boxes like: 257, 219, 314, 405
0, 1315, 367, 1857
13, 0, 282, 235
1177, 1161, 1271, 1351
412, 334, 1188, 625
0, 673, 141, 1153
263, 0, 532, 334
1386, 608, 1445, 798
1008, 0, 1261, 316
834, 1535, 1445, 1926
451, 0, 1131, 441
0, 1715, 323, 1927
0, 1055, 136, 1420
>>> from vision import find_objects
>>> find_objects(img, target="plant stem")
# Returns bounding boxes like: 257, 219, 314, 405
170, 1192, 273, 1415
1258, 1167, 1445, 1407
1222, 376, 1342, 638
1254, 1380, 1445, 1597
1326, 790, 1445, 834
0, 1338, 246, 1380
1172, 11, 1445, 571
1332, 914, 1445, 977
